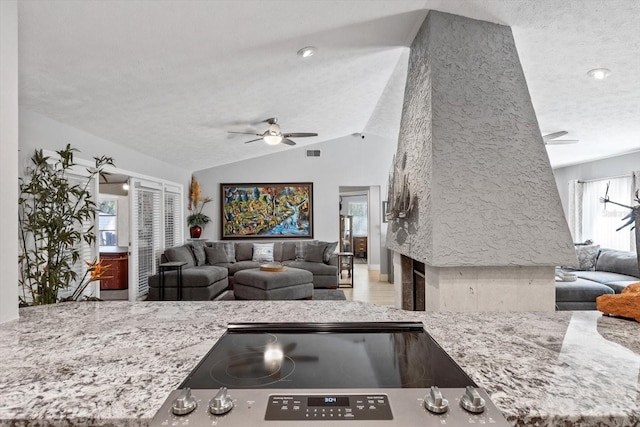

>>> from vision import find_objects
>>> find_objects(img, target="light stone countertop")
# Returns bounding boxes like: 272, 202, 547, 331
0, 301, 639, 426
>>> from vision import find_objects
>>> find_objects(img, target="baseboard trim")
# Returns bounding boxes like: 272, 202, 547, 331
368, 264, 380, 271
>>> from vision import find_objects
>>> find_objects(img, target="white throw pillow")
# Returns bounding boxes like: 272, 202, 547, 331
575, 244, 600, 270
252, 243, 274, 262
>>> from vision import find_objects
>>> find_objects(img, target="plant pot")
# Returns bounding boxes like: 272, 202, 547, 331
190, 225, 202, 239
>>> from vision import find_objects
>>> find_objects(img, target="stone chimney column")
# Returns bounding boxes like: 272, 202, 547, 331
387, 11, 576, 312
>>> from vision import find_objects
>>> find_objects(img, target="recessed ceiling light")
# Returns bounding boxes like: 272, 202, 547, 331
587, 68, 611, 80
297, 46, 317, 58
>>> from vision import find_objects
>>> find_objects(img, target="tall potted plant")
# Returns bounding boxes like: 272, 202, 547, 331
18, 144, 115, 305
187, 176, 212, 238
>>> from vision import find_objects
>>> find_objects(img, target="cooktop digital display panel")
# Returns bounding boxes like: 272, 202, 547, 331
179, 322, 475, 390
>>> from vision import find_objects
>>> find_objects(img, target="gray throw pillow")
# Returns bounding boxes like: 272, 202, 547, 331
281, 242, 296, 261
575, 244, 600, 270
304, 243, 326, 263
323, 241, 338, 263
205, 247, 226, 265
235, 242, 253, 261
190, 240, 207, 266
252, 243, 274, 262
295, 240, 318, 261
164, 245, 195, 268
206, 242, 235, 264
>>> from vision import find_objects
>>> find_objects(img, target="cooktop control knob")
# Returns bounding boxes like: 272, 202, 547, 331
460, 386, 486, 414
209, 387, 234, 415
424, 386, 449, 414
171, 388, 197, 416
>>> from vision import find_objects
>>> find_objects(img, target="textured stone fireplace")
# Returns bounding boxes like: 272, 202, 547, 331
387, 11, 576, 312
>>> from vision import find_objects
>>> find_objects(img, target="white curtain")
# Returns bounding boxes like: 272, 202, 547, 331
633, 171, 640, 199
581, 176, 633, 251
633, 171, 640, 251
567, 180, 582, 242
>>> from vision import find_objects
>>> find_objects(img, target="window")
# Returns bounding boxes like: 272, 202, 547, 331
348, 202, 368, 236
580, 176, 635, 251
98, 199, 118, 246
164, 186, 183, 248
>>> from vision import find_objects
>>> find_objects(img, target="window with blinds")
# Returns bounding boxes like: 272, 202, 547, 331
348, 202, 368, 236
98, 198, 118, 246
133, 182, 162, 300
164, 186, 183, 249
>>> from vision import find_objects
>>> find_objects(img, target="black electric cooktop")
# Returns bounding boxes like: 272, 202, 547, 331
179, 322, 475, 390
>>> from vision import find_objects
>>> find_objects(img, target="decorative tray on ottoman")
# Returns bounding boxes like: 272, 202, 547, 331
260, 262, 287, 272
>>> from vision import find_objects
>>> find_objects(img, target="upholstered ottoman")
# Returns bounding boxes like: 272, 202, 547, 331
233, 267, 313, 300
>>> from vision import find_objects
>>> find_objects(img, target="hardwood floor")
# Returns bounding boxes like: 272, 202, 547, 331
340, 262, 395, 306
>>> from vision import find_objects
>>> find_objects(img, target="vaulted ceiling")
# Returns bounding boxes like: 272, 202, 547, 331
17, 0, 640, 171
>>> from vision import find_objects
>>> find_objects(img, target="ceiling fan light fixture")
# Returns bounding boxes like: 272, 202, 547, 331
297, 46, 317, 58
263, 134, 283, 145
587, 68, 611, 80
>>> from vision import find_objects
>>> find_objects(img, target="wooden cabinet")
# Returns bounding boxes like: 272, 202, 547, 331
99, 250, 129, 290
354, 236, 367, 259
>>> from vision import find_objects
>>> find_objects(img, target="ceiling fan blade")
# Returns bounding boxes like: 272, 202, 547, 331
282, 133, 318, 138
244, 138, 264, 144
542, 131, 568, 142
228, 131, 261, 136
545, 139, 579, 145
281, 138, 297, 146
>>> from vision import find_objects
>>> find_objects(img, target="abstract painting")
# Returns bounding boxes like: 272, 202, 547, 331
221, 183, 313, 239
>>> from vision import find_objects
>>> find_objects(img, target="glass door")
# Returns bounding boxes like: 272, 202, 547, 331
129, 179, 162, 301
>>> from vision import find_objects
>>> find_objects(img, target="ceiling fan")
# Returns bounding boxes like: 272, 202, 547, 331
542, 131, 579, 145
228, 118, 318, 146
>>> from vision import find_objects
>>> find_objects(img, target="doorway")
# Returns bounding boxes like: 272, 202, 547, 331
339, 187, 370, 264
97, 173, 185, 301
98, 174, 131, 301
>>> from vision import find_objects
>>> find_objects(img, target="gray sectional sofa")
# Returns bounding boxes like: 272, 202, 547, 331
147, 240, 338, 301
556, 247, 639, 310
147, 245, 228, 301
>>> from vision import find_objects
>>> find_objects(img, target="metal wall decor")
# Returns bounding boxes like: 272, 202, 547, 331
385, 153, 415, 220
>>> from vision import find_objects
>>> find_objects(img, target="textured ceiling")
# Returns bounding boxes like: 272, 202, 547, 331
17, 0, 640, 171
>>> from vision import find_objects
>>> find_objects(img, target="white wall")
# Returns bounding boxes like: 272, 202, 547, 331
194, 133, 397, 270
0, 0, 19, 323
19, 110, 191, 187
553, 151, 640, 217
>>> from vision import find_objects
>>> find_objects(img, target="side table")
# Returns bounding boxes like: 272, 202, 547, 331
158, 261, 187, 300
338, 252, 354, 288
